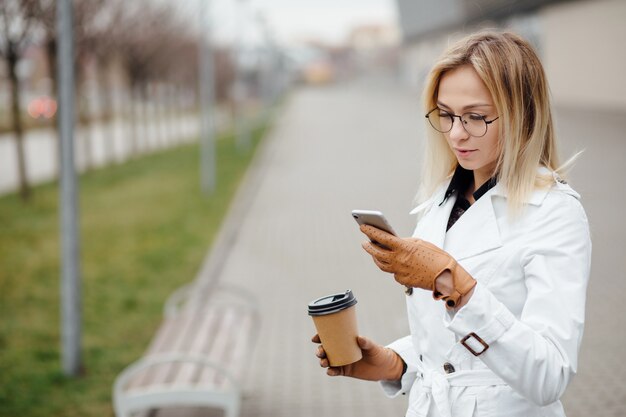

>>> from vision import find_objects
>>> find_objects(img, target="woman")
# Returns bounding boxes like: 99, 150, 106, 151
312, 31, 591, 417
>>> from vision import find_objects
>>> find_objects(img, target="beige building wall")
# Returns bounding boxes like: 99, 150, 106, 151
540, 0, 626, 110
400, 0, 626, 111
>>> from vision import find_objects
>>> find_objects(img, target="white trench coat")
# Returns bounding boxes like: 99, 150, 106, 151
380, 171, 592, 417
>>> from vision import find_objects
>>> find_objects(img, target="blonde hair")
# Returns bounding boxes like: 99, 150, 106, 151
418, 30, 574, 215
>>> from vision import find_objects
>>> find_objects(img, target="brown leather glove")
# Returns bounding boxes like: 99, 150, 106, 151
312, 334, 405, 381
360, 224, 476, 308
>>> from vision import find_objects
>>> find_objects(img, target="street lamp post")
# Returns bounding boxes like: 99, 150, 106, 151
199, 0, 216, 194
234, 0, 250, 150
57, 0, 82, 377
256, 12, 277, 123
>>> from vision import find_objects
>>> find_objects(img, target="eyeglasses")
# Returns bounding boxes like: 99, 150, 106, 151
425, 108, 499, 137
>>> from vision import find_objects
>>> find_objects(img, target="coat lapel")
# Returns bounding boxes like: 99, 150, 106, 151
443, 188, 503, 261
410, 181, 501, 259
410, 185, 455, 249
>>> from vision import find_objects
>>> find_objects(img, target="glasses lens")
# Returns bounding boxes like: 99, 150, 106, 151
428, 109, 452, 133
461, 113, 487, 137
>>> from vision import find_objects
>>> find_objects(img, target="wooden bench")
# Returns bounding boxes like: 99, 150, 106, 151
112, 283, 260, 417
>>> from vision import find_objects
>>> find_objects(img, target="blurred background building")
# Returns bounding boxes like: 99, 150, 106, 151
395, 0, 626, 111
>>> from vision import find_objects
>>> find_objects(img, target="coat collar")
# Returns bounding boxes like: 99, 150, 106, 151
408, 167, 580, 261
490, 167, 580, 205
409, 167, 580, 214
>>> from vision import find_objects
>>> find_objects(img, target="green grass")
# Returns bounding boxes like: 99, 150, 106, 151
0, 123, 268, 416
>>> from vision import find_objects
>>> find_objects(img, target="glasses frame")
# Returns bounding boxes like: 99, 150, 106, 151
425, 107, 499, 138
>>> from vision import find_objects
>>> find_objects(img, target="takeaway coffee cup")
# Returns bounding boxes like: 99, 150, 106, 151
308, 290, 362, 366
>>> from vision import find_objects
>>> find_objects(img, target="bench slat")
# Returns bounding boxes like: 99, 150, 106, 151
195, 307, 256, 390
133, 308, 208, 388
169, 306, 224, 385
128, 314, 187, 389
220, 312, 255, 384
195, 306, 240, 389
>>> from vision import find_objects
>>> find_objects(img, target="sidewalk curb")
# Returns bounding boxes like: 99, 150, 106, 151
189, 104, 286, 299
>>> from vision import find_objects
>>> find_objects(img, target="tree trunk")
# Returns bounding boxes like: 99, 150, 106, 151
96, 59, 115, 164
77, 79, 92, 171
168, 84, 178, 144
178, 84, 186, 143
140, 83, 151, 152
154, 83, 164, 149
46, 38, 58, 98
45, 37, 60, 176
129, 84, 139, 157
152, 82, 162, 149
8, 44, 31, 201
159, 83, 168, 148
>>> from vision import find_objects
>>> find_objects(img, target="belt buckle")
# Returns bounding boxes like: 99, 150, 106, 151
460, 332, 489, 356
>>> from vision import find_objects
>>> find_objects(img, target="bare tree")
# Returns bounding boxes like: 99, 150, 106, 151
148, 21, 200, 148
33, 0, 106, 171
72, 0, 107, 170
113, 1, 161, 155
0, 0, 38, 201
163, 34, 201, 142
33, 0, 56, 99
114, 1, 200, 155
87, 0, 125, 163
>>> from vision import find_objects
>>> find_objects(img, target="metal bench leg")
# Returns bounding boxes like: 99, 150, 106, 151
225, 397, 241, 417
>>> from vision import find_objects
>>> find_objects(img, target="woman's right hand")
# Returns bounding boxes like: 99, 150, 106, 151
311, 334, 405, 381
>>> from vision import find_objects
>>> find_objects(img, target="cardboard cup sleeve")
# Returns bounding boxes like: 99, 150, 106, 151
309, 290, 362, 366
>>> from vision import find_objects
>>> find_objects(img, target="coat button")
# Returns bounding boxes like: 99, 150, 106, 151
405, 286, 413, 295
443, 362, 455, 374
419, 354, 423, 362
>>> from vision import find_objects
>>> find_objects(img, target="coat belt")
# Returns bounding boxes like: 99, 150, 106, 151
420, 369, 506, 417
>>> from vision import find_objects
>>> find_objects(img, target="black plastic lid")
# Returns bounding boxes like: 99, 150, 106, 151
308, 290, 357, 316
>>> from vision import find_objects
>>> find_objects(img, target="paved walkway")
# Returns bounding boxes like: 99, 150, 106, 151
158, 75, 626, 417
553, 106, 626, 417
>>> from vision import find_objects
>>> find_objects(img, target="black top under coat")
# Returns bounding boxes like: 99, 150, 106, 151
441, 165, 497, 231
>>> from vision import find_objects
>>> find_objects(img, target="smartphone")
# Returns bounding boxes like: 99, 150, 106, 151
351, 209, 397, 237
352, 210, 411, 294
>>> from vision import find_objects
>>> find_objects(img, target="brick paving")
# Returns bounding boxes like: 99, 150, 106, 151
158, 77, 626, 417
554, 107, 626, 417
